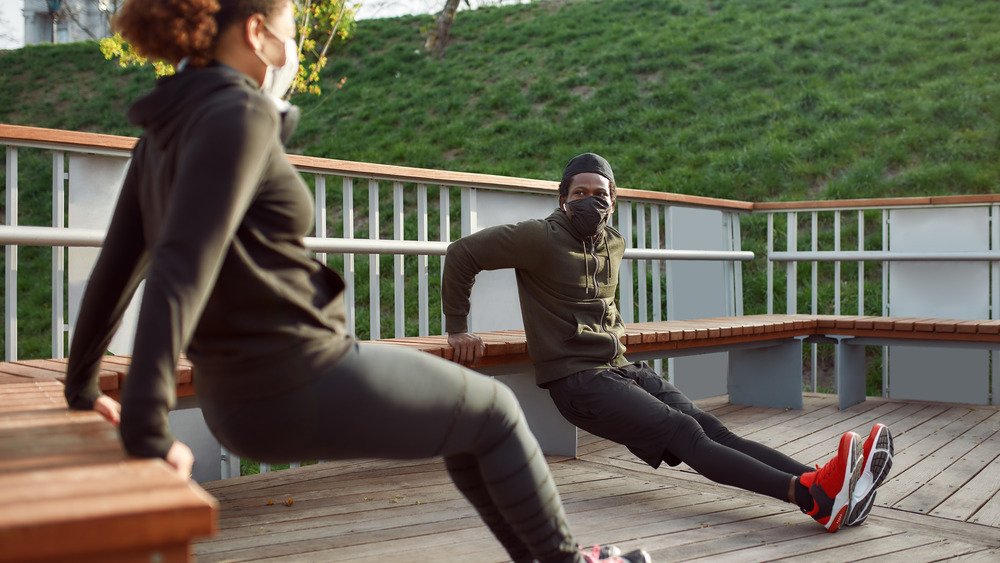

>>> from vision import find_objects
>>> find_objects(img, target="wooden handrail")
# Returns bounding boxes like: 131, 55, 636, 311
5, 123, 998, 211
0, 123, 745, 211
753, 194, 1000, 211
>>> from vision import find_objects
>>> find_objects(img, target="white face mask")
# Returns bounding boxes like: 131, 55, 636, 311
256, 24, 299, 105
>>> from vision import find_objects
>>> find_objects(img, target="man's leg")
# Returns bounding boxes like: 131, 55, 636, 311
628, 363, 812, 476
548, 367, 795, 502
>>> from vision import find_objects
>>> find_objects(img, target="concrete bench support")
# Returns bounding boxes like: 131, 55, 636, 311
833, 336, 868, 411
727, 338, 803, 410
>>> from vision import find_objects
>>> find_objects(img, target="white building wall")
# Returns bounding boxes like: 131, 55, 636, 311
22, 0, 111, 46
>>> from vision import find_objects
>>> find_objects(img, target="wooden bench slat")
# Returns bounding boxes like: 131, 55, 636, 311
0, 380, 216, 562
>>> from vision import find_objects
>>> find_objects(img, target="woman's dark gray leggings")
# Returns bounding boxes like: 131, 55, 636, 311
200, 343, 578, 562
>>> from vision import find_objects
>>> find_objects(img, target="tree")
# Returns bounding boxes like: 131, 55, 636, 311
424, 0, 470, 57
98, 0, 356, 97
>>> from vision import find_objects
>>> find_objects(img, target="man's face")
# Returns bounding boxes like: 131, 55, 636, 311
562, 172, 613, 212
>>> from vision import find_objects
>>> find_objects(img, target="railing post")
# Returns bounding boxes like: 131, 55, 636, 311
5, 146, 18, 361
52, 151, 66, 358
858, 210, 865, 316
393, 182, 405, 338
811, 211, 818, 392
636, 203, 647, 323
834, 210, 841, 315
314, 175, 327, 265
368, 180, 380, 339
767, 212, 773, 315
342, 178, 355, 333
731, 211, 744, 316
882, 209, 889, 397
650, 205, 661, 322
618, 201, 634, 323
438, 187, 450, 335
460, 187, 476, 237
417, 183, 429, 337
993, 204, 999, 405
786, 212, 797, 314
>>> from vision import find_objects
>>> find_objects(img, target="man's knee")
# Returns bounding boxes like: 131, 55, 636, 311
692, 410, 737, 443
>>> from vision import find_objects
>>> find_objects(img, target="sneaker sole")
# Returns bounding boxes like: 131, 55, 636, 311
826, 433, 863, 533
846, 426, 894, 526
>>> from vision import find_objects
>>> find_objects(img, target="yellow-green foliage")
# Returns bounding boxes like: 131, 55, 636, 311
97, 0, 357, 96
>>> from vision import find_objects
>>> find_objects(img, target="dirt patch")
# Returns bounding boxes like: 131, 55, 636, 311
570, 85, 595, 101
442, 148, 462, 161
639, 70, 663, 85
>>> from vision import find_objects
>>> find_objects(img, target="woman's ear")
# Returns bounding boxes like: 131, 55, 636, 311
244, 13, 267, 51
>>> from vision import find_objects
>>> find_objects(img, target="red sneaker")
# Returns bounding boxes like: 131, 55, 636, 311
846, 423, 894, 526
799, 431, 863, 532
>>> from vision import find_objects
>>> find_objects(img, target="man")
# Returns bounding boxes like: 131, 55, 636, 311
443, 153, 894, 532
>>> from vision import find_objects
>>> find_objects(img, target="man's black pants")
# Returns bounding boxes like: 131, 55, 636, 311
546, 362, 812, 502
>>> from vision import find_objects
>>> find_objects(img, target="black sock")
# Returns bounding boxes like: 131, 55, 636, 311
793, 478, 813, 511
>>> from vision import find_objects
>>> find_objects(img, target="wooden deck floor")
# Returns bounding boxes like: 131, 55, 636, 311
194, 394, 1000, 562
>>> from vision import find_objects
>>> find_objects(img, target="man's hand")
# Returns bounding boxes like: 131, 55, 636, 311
93, 395, 121, 427
166, 440, 196, 480
448, 332, 485, 366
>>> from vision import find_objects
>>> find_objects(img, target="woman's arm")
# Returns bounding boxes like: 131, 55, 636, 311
119, 98, 278, 459
65, 149, 150, 411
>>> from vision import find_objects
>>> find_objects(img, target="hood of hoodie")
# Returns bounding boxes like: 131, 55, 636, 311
128, 64, 260, 150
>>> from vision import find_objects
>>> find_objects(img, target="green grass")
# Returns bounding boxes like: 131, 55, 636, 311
3, 0, 1000, 396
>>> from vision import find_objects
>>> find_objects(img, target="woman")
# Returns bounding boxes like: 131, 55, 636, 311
62, 1, 649, 562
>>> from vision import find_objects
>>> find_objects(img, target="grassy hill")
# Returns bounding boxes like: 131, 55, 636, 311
1, 0, 999, 390
3, 0, 999, 200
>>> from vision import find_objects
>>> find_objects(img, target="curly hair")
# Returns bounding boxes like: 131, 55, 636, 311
115, 0, 286, 67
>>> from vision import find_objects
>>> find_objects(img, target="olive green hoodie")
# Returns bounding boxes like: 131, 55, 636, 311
443, 209, 630, 385
64, 64, 353, 459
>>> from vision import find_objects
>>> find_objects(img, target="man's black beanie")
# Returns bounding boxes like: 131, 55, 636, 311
561, 153, 615, 185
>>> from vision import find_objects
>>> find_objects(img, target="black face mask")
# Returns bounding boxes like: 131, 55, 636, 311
563, 196, 612, 239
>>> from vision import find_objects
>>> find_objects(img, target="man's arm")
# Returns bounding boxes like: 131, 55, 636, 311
441, 220, 545, 365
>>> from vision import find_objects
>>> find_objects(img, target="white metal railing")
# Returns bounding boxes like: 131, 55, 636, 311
1, 127, 753, 364
3, 126, 755, 478
763, 204, 1000, 402
0, 224, 754, 261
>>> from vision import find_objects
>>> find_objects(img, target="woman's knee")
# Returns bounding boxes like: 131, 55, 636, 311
490, 382, 525, 429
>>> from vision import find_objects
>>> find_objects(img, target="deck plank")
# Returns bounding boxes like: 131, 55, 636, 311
854, 539, 995, 562
193, 394, 1000, 562
878, 407, 997, 507
895, 410, 1000, 517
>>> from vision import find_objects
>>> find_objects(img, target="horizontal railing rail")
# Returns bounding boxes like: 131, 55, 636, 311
770, 251, 1000, 262
0, 225, 755, 261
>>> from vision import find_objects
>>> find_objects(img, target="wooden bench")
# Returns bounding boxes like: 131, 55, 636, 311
375, 313, 1000, 452
0, 355, 196, 400
2, 312, 996, 544
0, 378, 216, 563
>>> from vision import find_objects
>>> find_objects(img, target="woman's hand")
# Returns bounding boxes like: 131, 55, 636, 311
93, 395, 121, 427
166, 441, 196, 480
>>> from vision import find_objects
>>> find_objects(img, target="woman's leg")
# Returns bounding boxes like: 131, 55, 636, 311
203, 343, 577, 563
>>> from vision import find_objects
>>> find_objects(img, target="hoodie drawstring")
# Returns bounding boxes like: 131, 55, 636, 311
605, 243, 612, 288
